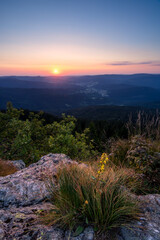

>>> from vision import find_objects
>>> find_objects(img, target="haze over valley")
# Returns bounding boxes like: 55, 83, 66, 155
0, 74, 160, 119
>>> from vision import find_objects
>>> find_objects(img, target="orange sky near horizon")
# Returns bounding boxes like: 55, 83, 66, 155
0, 62, 160, 76
1, 43, 160, 75
1, 0, 160, 76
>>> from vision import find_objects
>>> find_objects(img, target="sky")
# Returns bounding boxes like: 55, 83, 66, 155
0, 0, 160, 76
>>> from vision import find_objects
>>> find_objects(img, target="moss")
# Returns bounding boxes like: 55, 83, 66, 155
14, 213, 26, 219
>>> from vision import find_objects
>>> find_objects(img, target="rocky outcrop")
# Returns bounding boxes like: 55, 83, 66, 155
0, 154, 73, 208
0, 153, 159, 240
0, 154, 94, 240
11, 160, 26, 170
117, 194, 160, 240
0, 202, 94, 240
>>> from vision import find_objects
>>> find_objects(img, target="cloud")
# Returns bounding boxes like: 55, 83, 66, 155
109, 61, 134, 66
106, 61, 160, 66
152, 63, 160, 66
138, 61, 153, 65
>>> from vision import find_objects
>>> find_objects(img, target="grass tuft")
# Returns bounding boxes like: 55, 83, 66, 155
44, 164, 139, 233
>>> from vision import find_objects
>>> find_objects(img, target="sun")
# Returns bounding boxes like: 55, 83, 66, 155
53, 68, 59, 75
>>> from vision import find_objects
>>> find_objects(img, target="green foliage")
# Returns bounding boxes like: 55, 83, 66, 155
45, 164, 139, 233
87, 120, 128, 152
109, 139, 129, 166
0, 103, 95, 164
48, 114, 95, 160
126, 135, 160, 193
1, 103, 159, 195
110, 135, 160, 193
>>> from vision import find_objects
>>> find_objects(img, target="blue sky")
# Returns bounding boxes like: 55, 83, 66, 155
0, 0, 160, 75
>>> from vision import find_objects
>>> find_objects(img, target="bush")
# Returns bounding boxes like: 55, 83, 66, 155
44, 164, 139, 234
0, 103, 95, 164
126, 135, 160, 193
48, 114, 96, 160
109, 135, 160, 193
109, 139, 129, 166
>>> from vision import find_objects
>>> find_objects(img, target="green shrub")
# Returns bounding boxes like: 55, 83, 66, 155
0, 103, 47, 164
126, 135, 160, 193
109, 135, 160, 193
0, 103, 95, 164
48, 114, 95, 160
44, 164, 139, 233
109, 139, 129, 166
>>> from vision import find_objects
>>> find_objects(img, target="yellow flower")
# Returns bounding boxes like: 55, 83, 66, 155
85, 200, 88, 205
98, 153, 109, 175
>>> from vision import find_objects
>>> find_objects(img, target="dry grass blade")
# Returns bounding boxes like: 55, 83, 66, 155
0, 159, 18, 176
43, 164, 139, 233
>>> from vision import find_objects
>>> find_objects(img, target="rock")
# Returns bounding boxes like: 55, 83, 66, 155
42, 229, 64, 240
0, 153, 94, 239
0, 154, 73, 208
0, 202, 64, 240
64, 227, 94, 240
0, 153, 160, 240
0, 202, 94, 240
117, 194, 160, 240
83, 227, 94, 240
0, 227, 5, 240
11, 160, 26, 170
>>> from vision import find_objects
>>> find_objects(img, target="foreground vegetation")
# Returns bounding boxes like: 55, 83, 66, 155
110, 135, 160, 193
44, 163, 139, 235
0, 102, 95, 165
0, 103, 160, 193
1, 103, 160, 235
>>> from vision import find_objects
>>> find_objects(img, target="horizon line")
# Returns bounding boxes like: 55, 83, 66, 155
0, 72, 160, 78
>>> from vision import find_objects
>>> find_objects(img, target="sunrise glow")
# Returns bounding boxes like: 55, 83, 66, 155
53, 68, 59, 75
0, 0, 160, 76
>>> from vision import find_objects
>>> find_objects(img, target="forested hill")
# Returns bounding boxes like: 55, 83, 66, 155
1, 74, 160, 114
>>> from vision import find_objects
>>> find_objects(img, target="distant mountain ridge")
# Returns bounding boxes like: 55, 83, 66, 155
1, 73, 160, 88
0, 74, 160, 115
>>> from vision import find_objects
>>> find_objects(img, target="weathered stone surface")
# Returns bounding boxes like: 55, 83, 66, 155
117, 194, 160, 240
0, 154, 73, 208
82, 227, 94, 240
0, 203, 94, 240
64, 227, 94, 240
0, 153, 94, 240
0, 153, 160, 240
0, 202, 56, 240
11, 160, 26, 170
